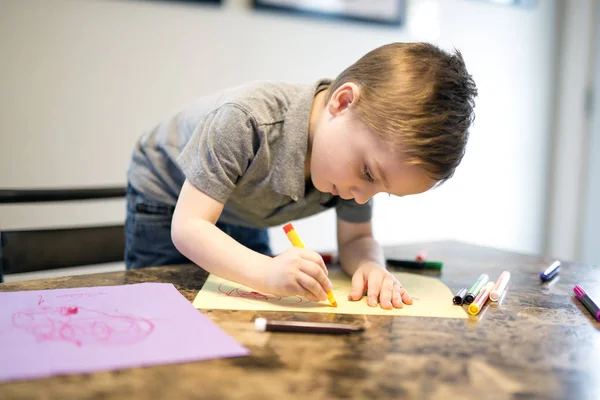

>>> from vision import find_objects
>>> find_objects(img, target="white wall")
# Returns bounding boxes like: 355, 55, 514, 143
545, 0, 598, 263
0, 0, 558, 258
582, 1, 600, 264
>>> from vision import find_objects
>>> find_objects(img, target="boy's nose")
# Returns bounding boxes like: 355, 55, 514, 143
354, 196, 370, 205
351, 188, 372, 205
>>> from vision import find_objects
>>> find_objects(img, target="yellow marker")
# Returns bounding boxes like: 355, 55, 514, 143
468, 281, 494, 316
283, 223, 337, 307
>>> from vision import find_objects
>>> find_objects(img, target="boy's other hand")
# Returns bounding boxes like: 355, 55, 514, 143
348, 263, 413, 310
265, 248, 332, 302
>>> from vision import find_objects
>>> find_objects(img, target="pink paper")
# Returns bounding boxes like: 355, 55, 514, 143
0, 283, 249, 382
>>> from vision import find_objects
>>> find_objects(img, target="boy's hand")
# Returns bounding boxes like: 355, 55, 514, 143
348, 263, 413, 310
265, 248, 332, 302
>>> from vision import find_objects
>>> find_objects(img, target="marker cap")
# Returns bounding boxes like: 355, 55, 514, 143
255, 318, 267, 332
283, 223, 294, 234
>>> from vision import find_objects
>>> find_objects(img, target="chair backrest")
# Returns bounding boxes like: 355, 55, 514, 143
0, 187, 126, 282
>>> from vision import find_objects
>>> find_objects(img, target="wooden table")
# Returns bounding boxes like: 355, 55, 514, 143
1, 241, 599, 400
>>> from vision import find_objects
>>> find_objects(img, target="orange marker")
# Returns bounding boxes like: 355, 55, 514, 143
283, 223, 337, 307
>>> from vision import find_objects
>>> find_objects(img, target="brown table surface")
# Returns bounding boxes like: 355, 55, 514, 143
1, 241, 599, 400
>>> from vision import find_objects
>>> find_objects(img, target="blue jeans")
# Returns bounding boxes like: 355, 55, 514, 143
125, 185, 272, 270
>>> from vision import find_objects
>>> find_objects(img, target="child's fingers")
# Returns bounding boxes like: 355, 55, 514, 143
367, 276, 383, 307
390, 275, 412, 305
299, 260, 332, 292
399, 285, 413, 305
297, 289, 320, 302
348, 272, 366, 301
379, 276, 395, 310
296, 272, 328, 302
392, 283, 404, 308
296, 248, 328, 276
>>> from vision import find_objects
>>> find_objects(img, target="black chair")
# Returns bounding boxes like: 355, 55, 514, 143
0, 187, 127, 283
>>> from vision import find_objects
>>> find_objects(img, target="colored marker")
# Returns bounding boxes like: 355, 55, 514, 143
464, 274, 490, 305
255, 318, 363, 334
453, 288, 467, 305
283, 223, 337, 307
490, 271, 511, 301
415, 251, 428, 261
468, 281, 494, 316
540, 261, 560, 281
573, 285, 600, 322
386, 259, 443, 270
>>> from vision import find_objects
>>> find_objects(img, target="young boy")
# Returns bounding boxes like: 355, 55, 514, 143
125, 42, 477, 310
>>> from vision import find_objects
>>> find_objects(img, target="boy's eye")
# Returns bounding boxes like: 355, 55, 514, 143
362, 165, 375, 183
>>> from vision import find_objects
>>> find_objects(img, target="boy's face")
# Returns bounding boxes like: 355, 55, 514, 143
309, 83, 436, 204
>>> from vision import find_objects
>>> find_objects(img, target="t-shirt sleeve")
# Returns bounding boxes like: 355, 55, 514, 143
176, 105, 256, 203
335, 198, 373, 223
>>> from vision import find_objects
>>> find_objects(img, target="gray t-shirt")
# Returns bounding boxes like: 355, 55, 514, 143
127, 79, 372, 228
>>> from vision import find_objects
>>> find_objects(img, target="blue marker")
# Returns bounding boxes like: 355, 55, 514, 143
540, 261, 560, 282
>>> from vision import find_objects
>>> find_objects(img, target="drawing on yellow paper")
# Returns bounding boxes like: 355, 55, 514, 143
193, 270, 467, 318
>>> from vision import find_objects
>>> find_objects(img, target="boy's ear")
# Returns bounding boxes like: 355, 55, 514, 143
328, 83, 360, 117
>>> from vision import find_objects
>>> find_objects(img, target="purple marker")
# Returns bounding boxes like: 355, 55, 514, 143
540, 261, 560, 281
573, 285, 600, 322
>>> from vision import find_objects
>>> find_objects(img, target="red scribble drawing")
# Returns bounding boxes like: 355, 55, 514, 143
12, 306, 154, 347
64, 306, 79, 315
37, 295, 45, 306
217, 284, 312, 305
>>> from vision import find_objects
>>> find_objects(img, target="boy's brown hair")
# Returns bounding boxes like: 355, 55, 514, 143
325, 42, 478, 183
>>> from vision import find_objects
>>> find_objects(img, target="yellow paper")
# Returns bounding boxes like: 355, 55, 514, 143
193, 270, 468, 319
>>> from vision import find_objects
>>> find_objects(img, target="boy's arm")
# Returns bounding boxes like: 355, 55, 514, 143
337, 218, 412, 309
172, 180, 332, 301
172, 180, 272, 292
336, 219, 384, 276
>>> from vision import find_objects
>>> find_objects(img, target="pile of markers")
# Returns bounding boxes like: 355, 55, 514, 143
452, 271, 510, 316
453, 260, 600, 322
452, 261, 561, 316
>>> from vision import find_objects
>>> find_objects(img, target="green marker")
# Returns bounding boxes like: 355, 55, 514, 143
386, 259, 443, 270
464, 273, 490, 305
